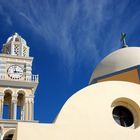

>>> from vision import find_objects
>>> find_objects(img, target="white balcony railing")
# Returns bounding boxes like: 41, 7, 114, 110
0, 74, 39, 82
25, 75, 39, 82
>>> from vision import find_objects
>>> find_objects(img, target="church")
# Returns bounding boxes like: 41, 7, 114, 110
1, 33, 140, 140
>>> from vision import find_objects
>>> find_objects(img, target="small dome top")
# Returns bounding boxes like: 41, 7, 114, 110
89, 47, 140, 84
2, 33, 29, 57
6, 32, 27, 45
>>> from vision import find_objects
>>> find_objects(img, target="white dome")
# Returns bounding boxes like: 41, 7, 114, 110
89, 47, 140, 84
3, 33, 29, 57
6, 33, 27, 45
6, 36, 13, 43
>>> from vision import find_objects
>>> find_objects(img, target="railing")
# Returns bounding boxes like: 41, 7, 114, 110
0, 74, 39, 82
25, 75, 39, 82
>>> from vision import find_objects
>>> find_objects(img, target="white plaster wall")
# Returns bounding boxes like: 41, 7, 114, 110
14, 81, 140, 140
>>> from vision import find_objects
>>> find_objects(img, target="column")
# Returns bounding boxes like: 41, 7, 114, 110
12, 94, 18, 120
31, 100, 34, 120
24, 96, 34, 121
0, 93, 4, 119
20, 104, 25, 120
24, 97, 28, 121
11, 43, 14, 55
20, 43, 23, 56
28, 98, 33, 120
28, 101, 30, 120
29, 98, 34, 120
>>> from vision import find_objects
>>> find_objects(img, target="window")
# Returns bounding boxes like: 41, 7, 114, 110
112, 106, 134, 127
3, 92, 12, 119
6, 45, 11, 54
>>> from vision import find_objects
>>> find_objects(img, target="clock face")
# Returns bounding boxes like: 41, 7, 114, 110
7, 65, 24, 79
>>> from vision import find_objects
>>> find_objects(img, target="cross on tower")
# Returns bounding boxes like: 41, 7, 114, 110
120, 32, 128, 48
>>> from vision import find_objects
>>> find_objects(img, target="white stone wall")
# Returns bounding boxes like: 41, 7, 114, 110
13, 81, 140, 140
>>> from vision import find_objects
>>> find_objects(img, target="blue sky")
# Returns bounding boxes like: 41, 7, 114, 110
0, 0, 140, 122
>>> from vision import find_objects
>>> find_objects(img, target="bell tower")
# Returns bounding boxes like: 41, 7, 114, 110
0, 33, 39, 140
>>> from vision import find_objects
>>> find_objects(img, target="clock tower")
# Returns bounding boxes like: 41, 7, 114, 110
0, 33, 39, 140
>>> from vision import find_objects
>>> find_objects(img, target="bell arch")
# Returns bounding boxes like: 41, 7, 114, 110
17, 90, 25, 120
3, 89, 13, 119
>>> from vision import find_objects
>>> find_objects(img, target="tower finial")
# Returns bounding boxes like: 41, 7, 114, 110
15, 32, 18, 36
120, 32, 128, 48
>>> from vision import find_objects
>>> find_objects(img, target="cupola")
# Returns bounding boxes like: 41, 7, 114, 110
2, 33, 29, 57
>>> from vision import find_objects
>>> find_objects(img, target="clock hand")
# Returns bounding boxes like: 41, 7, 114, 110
14, 66, 17, 73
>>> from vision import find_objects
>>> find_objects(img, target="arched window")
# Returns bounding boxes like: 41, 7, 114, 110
14, 44, 19, 56
3, 92, 12, 119
17, 93, 25, 120
23, 46, 27, 56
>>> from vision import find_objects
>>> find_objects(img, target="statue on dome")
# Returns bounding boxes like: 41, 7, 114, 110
120, 32, 128, 48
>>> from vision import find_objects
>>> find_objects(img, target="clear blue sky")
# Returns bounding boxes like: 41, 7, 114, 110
0, 0, 140, 123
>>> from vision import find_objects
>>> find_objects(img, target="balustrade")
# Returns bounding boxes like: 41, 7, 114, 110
0, 74, 39, 82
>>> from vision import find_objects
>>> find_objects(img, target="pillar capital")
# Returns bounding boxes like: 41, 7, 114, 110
25, 95, 34, 103
12, 94, 18, 103
0, 94, 4, 104
25, 97, 29, 103
31, 99, 34, 104
12, 93, 18, 97
0, 93, 4, 102
25, 94, 34, 98
0, 93, 4, 97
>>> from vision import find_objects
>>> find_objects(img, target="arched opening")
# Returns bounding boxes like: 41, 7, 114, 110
3, 91, 12, 119
15, 37, 19, 42
23, 46, 27, 56
17, 93, 25, 120
3, 134, 13, 140
14, 44, 19, 56
3, 129, 15, 140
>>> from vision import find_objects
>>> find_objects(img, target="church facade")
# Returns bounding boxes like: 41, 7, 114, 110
1, 33, 140, 140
